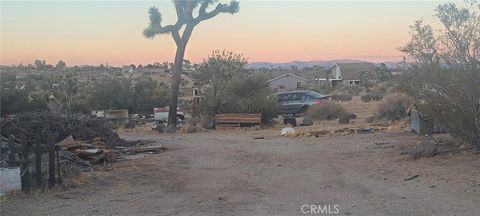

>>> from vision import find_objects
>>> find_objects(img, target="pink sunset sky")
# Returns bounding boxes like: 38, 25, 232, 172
1, 0, 455, 66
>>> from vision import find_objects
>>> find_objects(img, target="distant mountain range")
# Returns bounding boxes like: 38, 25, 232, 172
246, 59, 404, 70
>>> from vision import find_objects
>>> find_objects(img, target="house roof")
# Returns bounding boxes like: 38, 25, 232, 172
267, 73, 308, 83
334, 63, 376, 80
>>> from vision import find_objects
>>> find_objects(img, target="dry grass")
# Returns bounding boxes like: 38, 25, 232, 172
374, 93, 414, 121
305, 102, 349, 120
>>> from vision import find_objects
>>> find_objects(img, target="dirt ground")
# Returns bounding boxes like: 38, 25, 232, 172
1, 127, 479, 215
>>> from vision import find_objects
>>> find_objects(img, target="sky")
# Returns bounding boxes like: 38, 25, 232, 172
0, 0, 457, 66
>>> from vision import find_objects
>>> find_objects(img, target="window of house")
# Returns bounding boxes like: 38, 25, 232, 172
296, 82, 302, 88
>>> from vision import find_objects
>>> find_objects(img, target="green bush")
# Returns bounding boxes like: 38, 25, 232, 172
237, 94, 278, 124
374, 93, 413, 121
305, 102, 349, 120
197, 72, 278, 124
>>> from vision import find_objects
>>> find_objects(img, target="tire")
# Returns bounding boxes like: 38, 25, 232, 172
297, 105, 308, 115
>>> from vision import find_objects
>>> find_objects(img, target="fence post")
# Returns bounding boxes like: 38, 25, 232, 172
56, 145, 62, 184
35, 136, 42, 186
8, 135, 15, 164
48, 135, 56, 188
21, 135, 31, 193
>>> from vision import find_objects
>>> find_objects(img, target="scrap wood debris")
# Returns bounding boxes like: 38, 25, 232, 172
1, 111, 165, 169
404, 174, 420, 181
55, 135, 165, 166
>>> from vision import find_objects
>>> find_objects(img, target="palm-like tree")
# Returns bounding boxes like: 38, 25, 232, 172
143, 0, 239, 131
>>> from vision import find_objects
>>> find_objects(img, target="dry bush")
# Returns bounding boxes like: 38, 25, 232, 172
374, 93, 414, 121
399, 2, 480, 150
361, 82, 396, 102
336, 85, 363, 95
330, 92, 353, 102
329, 85, 363, 102
338, 115, 350, 124
306, 102, 349, 121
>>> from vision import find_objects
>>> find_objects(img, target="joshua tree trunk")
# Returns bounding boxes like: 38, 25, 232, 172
167, 43, 187, 131
143, 0, 239, 132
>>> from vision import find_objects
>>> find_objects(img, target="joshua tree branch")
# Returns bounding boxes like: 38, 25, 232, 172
195, 1, 238, 24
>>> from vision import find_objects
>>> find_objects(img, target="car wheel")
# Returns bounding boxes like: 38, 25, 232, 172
297, 105, 308, 115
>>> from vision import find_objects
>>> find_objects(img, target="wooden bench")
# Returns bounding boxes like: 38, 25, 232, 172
215, 113, 262, 128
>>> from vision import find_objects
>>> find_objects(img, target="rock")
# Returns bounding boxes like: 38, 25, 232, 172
302, 116, 314, 126
281, 127, 295, 135
409, 140, 438, 160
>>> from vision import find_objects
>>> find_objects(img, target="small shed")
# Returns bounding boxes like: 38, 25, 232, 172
410, 109, 447, 135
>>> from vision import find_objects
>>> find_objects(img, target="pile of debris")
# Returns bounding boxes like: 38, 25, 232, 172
57, 136, 165, 166
1, 111, 166, 169
0, 111, 128, 148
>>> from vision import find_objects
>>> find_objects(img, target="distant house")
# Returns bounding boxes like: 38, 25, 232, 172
318, 63, 376, 86
267, 73, 308, 92
192, 84, 211, 106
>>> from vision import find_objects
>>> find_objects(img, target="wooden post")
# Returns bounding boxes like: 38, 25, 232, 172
55, 145, 62, 184
48, 135, 56, 188
0, 136, 3, 161
21, 136, 31, 193
35, 136, 42, 186
8, 135, 15, 164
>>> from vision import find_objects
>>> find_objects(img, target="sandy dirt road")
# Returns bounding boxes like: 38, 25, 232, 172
1, 130, 479, 216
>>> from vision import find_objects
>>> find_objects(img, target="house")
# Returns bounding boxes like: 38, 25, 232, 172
192, 85, 210, 106
267, 73, 308, 92
318, 63, 376, 86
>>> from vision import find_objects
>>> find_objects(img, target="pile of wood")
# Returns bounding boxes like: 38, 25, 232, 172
56, 136, 165, 166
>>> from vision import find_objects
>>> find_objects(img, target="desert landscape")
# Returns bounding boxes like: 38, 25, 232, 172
1, 0, 479, 215
2, 96, 479, 216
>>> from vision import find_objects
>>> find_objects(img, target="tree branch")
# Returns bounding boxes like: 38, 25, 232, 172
195, 1, 239, 24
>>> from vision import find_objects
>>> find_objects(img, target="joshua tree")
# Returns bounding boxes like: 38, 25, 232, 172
143, 0, 239, 131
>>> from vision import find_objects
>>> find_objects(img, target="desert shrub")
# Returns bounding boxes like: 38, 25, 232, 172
230, 73, 278, 124
338, 115, 350, 124
330, 92, 353, 102
197, 72, 278, 124
399, 2, 480, 150
361, 95, 372, 102
361, 82, 395, 102
196, 78, 236, 116
320, 85, 362, 102
374, 93, 413, 121
305, 102, 349, 120
237, 94, 278, 124
335, 85, 363, 95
